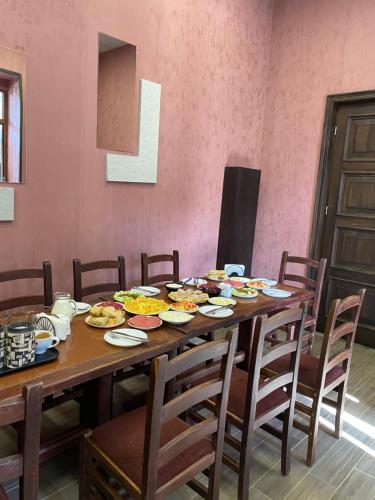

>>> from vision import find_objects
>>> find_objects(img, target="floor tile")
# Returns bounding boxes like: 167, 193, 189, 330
284, 473, 335, 499
331, 469, 375, 500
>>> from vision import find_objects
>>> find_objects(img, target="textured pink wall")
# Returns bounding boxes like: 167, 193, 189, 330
0, 0, 273, 294
252, 0, 375, 278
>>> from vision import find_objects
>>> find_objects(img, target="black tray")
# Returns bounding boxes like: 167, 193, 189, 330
0, 347, 59, 376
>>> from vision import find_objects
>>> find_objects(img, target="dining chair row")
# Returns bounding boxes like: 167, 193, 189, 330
0, 251, 180, 311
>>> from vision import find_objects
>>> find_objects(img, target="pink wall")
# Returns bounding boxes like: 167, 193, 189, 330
0, 0, 273, 296
252, 0, 375, 278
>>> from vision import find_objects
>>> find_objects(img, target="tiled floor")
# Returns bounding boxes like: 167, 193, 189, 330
1, 334, 375, 499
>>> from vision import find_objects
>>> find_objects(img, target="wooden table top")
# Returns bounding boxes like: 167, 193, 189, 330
0, 282, 313, 401
0, 315, 185, 401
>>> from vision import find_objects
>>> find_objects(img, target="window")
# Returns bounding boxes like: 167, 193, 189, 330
0, 88, 7, 182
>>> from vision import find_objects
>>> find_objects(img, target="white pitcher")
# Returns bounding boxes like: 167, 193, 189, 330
51, 292, 77, 321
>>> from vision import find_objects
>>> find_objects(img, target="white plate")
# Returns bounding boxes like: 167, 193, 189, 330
181, 278, 207, 286
104, 329, 148, 347
199, 305, 234, 319
159, 311, 194, 325
130, 286, 160, 297
229, 277, 250, 284
75, 302, 91, 315
208, 297, 236, 306
262, 289, 293, 298
85, 316, 125, 329
232, 288, 258, 299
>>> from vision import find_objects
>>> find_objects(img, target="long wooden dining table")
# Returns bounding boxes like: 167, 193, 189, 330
0, 281, 313, 463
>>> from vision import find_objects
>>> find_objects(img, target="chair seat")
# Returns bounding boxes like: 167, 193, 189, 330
90, 405, 213, 488
267, 353, 345, 389
226, 368, 289, 421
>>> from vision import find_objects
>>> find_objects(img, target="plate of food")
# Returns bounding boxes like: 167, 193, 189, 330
127, 315, 162, 330
232, 288, 259, 299
165, 283, 183, 292
159, 311, 194, 325
205, 270, 228, 281
181, 278, 207, 286
170, 301, 199, 314
86, 303, 125, 328
104, 329, 148, 347
123, 297, 170, 316
229, 276, 251, 284
168, 288, 209, 304
113, 290, 144, 303
262, 289, 293, 298
130, 286, 160, 297
199, 305, 234, 319
197, 283, 221, 297
220, 279, 244, 289
208, 297, 236, 307
247, 278, 278, 289
75, 302, 91, 315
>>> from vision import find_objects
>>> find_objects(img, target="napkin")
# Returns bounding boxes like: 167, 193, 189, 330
36, 313, 71, 341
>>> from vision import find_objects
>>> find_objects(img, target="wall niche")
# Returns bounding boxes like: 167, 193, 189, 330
97, 33, 137, 154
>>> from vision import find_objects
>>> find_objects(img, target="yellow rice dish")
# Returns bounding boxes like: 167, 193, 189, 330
123, 297, 170, 316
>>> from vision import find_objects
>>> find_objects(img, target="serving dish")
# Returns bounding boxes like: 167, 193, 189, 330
232, 288, 259, 299
197, 283, 221, 297
159, 311, 194, 325
123, 297, 170, 316
247, 278, 278, 289
208, 297, 236, 306
168, 289, 209, 304
170, 302, 199, 313
127, 315, 162, 330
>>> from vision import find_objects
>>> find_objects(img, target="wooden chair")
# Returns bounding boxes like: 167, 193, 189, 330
0, 383, 43, 499
269, 251, 327, 353
0, 262, 53, 311
141, 250, 179, 286
263, 289, 365, 466
79, 332, 237, 499
73, 256, 126, 302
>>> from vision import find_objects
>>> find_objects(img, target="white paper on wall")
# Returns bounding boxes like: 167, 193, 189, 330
106, 79, 161, 184
0, 187, 14, 221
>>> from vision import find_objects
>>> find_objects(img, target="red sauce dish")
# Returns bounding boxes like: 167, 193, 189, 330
221, 280, 245, 288
127, 315, 162, 330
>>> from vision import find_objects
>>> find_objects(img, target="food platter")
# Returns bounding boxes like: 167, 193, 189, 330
247, 278, 278, 289
159, 311, 194, 325
123, 297, 170, 316
113, 290, 144, 303
229, 277, 251, 284
221, 279, 244, 289
232, 288, 259, 299
205, 270, 228, 281
170, 302, 199, 313
208, 297, 236, 306
168, 289, 209, 304
127, 315, 162, 330
85, 302, 125, 328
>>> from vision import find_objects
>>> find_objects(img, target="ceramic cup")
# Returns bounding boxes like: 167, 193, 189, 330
35, 330, 60, 355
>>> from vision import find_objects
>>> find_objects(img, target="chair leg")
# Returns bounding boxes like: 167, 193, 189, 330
79, 430, 92, 500
207, 461, 221, 500
238, 429, 252, 500
334, 381, 346, 439
281, 409, 292, 475
306, 395, 322, 466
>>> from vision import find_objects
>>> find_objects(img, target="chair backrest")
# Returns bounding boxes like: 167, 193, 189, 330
0, 262, 53, 312
278, 251, 327, 321
72, 256, 126, 302
248, 307, 306, 429
316, 289, 365, 392
141, 251, 179, 286
0, 383, 43, 499
141, 332, 237, 498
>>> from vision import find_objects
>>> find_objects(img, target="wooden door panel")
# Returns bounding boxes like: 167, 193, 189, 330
326, 277, 375, 345
332, 227, 375, 274
319, 100, 375, 347
338, 172, 375, 217
344, 115, 375, 160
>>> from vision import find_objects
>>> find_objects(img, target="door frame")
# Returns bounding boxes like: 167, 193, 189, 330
309, 89, 375, 332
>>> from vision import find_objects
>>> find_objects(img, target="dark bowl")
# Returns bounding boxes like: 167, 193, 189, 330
198, 284, 221, 297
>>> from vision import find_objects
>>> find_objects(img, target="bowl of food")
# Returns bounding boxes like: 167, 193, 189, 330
197, 283, 221, 297
165, 283, 183, 292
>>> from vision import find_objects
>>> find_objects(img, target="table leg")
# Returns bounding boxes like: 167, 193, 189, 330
237, 317, 256, 372
80, 373, 113, 427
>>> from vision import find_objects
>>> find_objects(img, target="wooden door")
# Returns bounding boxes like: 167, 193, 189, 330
320, 100, 375, 347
